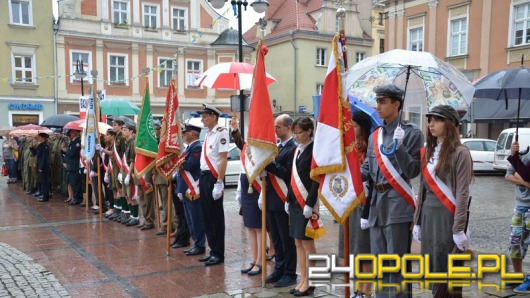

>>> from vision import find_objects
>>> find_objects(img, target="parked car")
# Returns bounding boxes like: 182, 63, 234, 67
225, 143, 241, 186
493, 128, 530, 172
460, 138, 497, 172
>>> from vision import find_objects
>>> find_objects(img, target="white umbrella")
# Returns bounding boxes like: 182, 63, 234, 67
196, 62, 276, 90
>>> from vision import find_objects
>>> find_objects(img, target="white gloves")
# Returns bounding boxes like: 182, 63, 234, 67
453, 230, 470, 251
413, 225, 421, 242
303, 205, 313, 219
178, 193, 183, 201
284, 202, 290, 214
212, 181, 224, 200
95, 144, 102, 150
83, 168, 87, 174
393, 126, 405, 147
104, 172, 109, 184
89, 171, 96, 178
118, 173, 123, 183
257, 195, 263, 210
360, 218, 370, 230
124, 174, 130, 185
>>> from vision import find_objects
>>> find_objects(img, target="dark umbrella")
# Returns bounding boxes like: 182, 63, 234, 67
349, 95, 382, 132
473, 59, 530, 154
41, 114, 80, 128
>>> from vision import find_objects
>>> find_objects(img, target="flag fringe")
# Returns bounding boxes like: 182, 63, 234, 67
134, 160, 156, 178
318, 189, 365, 225
310, 165, 345, 182
136, 147, 158, 158
305, 226, 326, 240
245, 139, 278, 183
185, 193, 201, 201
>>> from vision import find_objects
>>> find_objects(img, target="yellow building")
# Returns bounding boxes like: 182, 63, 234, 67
0, 0, 56, 126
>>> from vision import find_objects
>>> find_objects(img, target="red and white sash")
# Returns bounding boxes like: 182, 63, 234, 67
420, 148, 456, 214
122, 152, 129, 175
268, 173, 288, 203
113, 142, 123, 171
373, 128, 416, 211
290, 147, 325, 239
203, 134, 219, 179
180, 168, 200, 200
241, 144, 262, 193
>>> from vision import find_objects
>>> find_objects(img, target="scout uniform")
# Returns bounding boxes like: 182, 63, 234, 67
119, 121, 137, 224
108, 117, 127, 221
197, 104, 230, 266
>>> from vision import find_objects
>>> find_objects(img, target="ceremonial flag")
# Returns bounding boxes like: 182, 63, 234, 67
155, 80, 183, 179
83, 86, 98, 162
134, 78, 158, 177
310, 35, 364, 224
243, 41, 278, 186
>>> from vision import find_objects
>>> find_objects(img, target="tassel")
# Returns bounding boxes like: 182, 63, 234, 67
248, 186, 253, 194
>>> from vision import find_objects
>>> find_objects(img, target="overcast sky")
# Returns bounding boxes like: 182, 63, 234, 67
53, 1, 263, 32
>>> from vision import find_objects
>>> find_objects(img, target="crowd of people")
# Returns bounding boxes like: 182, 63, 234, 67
3, 83, 530, 298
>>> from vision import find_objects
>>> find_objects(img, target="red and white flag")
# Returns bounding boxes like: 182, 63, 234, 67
155, 80, 182, 179
243, 42, 278, 185
310, 35, 364, 224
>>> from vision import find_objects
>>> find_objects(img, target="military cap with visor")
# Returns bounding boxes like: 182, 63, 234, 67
182, 123, 202, 133
197, 103, 222, 117
374, 84, 405, 101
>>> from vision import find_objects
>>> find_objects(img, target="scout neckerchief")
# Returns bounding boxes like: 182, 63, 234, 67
203, 131, 219, 179
373, 127, 416, 211
241, 143, 262, 193
420, 147, 456, 214
179, 141, 200, 200
290, 146, 325, 239
113, 141, 123, 171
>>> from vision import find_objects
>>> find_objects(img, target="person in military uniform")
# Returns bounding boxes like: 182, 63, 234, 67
154, 162, 177, 236
197, 103, 229, 266
50, 128, 65, 192
33, 132, 51, 202
63, 129, 83, 205
100, 129, 117, 216
360, 84, 424, 298
105, 117, 127, 221
29, 137, 39, 196
17, 136, 28, 187
176, 123, 206, 255
22, 136, 34, 193
120, 121, 139, 225
136, 168, 156, 230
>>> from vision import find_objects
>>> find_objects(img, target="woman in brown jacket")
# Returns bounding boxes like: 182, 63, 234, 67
413, 105, 473, 298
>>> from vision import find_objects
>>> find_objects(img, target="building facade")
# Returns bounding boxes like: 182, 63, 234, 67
243, 0, 375, 117
0, 0, 56, 127
381, 0, 530, 139
55, 0, 249, 119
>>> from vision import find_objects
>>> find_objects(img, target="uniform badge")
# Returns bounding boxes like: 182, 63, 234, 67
217, 126, 226, 132
220, 138, 227, 145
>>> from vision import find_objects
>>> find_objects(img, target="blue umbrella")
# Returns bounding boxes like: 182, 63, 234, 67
349, 95, 382, 132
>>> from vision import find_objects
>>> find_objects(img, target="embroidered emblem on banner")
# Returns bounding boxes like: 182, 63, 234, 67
329, 174, 348, 200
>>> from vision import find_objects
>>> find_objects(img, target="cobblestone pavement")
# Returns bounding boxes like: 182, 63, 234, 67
0, 174, 529, 298
0, 243, 70, 297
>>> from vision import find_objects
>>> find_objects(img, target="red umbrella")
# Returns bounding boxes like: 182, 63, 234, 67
10, 124, 52, 137
64, 119, 84, 131
196, 62, 276, 90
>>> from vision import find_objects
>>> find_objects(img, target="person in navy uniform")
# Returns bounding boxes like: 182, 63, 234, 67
174, 123, 205, 255
33, 132, 51, 202
361, 84, 424, 298
63, 129, 83, 205
197, 103, 230, 266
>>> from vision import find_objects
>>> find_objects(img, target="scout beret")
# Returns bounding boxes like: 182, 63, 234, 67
124, 122, 136, 131
426, 105, 461, 127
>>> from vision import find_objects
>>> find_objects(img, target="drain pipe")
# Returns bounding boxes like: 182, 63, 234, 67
290, 30, 297, 117
53, 17, 59, 115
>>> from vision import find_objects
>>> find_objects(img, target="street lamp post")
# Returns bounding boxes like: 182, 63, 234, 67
73, 59, 87, 96
208, 0, 269, 138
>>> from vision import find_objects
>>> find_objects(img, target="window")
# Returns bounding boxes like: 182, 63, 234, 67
379, 38, 385, 53
378, 13, 385, 25
407, 106, 421, 127
464, 141, 484, 151
356, 52, 365, 63
335, 15, 340, 32
70, 51, 92, 84
172, 8, 186, 31
158, 58, 174, 87
9, 0, 31, 25
12, 55, 34, 83
513, 3, 530, 46
409, 27, 424, 51
228, 147, 240, 160
316, 48, 326, 66
186, 60, 202, 88
113, 0, 128, 24
316, 84, 324, 95
108, 54, 127, 85
143, 4, 157, 28
449, 17, 467, 56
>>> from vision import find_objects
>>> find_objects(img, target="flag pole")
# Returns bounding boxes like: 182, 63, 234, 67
86, 166, 90, 211
153, 183, 161, 229
261, 176, 267, 287
92, 70, 103, 220
166, 182, 172, 256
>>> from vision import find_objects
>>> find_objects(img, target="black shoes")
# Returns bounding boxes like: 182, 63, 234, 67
155, 230, 167, 236
204, 256, 223, 266
37, 197, 49, 202
171, 242, 190, 249
198, 255, 211, 262
140, 224, 155, 230
265, 271, 283, 283
126, 218, 140, 226
69, 200, 81, 205
275, 275, 297, 287
185, 247, 205, 256
292, 287, 315, 296
247, 264, 262, 276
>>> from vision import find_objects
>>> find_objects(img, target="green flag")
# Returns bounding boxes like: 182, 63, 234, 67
134, 78, 158, 177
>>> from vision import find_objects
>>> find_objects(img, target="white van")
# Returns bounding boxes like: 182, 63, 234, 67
493, 128, 530, 172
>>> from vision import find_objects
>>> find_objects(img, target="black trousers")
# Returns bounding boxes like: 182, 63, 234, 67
171, 190, 190, 245
199, 171, 225, 259
38, 168, 50, 200
267, 209, 297, 277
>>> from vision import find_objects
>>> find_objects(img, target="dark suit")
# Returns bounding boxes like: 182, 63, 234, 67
176, 140, 205, 249
65, 136, 82, 202
36, 141, 50, 200
265, 137, 297, 279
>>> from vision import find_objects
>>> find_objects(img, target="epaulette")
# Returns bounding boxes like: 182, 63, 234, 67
216, 126, 226, 132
